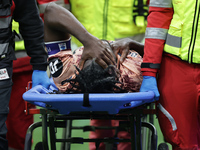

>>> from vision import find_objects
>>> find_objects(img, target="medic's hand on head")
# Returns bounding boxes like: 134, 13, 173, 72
111, 38, 144, 63
79, 38, 116, 69
110, 39, 130, 63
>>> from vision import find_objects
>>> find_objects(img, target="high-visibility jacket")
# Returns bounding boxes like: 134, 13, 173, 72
164, 1, 200, 64
141, 0, 200, 77
70, 0, 148, 46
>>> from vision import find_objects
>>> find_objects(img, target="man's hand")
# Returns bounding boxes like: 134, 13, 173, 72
111, 38, 144, 63
32, 70, 51, 89
79, 38, 116, 69
140, 76, 160, 100
110, 38, 130, 63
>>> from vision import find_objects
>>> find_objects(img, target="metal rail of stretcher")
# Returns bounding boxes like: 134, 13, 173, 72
23, 84, 157, 150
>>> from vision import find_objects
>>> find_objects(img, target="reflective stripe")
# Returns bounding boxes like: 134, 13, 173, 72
39, 3, 49, 14
165, 33, 182, 48
158, 103, 177, 131
149, 0, 172, 8
0, 17, 12, 29
0, 43, 9, 55
39, 1, 70, 14
64, 3, 70, 10
55, 0, 69, 9
8, 147, 19, 150
145, 27, 168, 40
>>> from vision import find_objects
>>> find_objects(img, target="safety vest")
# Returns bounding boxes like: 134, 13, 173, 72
70, 0, 148, 46
12, 20, 25, 51
164, 1, 200, 64
0, 0, 15, 60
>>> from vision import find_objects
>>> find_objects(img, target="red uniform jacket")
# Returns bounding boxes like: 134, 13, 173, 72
141, 1, 174, 77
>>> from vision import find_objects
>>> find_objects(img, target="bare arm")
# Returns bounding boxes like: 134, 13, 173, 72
44, 3, 115, 69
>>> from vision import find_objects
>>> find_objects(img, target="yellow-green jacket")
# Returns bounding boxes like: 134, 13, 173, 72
70, 0, 148, 46
164, 0, 200, 63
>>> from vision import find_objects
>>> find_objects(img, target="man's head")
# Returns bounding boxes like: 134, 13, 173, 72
59, 40, 126, 94
61, 59, 126, 93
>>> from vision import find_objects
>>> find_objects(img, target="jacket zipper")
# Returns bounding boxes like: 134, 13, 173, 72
103, 0, 109, 39
188, 0, 200, 63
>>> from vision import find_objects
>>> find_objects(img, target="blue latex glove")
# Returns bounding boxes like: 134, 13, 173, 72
32, 70, 51, 89
140, 76, 160, 100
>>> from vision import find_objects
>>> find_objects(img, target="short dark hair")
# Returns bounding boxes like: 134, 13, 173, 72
58, 60, 126, 94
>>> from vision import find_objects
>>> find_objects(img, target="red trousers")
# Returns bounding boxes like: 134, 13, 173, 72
6, 56, 34, 150
89, 120, 131, 150
157, 54, 200, 150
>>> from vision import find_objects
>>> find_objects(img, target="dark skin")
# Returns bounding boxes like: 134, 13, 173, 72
44, 3, 144, 68
44, 3, 115, 69
111, 38, 144, 59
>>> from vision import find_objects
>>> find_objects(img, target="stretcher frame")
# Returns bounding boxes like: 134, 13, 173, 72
23, 84, 158, 150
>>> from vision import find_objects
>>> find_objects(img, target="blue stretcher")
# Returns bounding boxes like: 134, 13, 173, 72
23, 85, 158, 150
23, 85, 155, 114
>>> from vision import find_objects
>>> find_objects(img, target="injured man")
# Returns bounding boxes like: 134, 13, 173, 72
44, 3, 145, 150
44, 2, 144, 94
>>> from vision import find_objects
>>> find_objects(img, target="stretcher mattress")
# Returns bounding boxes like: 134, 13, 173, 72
23, 85, 155, 114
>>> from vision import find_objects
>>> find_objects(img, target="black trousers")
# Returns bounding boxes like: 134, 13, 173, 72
0, 59, 13, 150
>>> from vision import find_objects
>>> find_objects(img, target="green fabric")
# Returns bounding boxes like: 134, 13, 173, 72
164, 0, 200, 63
12, 20, 25, 51
70, 0, 147, 46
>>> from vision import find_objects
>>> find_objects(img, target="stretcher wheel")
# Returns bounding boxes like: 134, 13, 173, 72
34, 142, 43, 150
158, 143, 169, 150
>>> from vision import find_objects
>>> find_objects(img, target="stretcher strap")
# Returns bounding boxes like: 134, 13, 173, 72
83, 93, 91, 107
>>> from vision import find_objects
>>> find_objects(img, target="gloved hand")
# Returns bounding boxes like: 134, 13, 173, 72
140, 76, 160, 100
32, 70, 51, 89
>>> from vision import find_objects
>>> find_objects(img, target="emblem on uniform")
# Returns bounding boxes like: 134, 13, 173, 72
0, 68, 9, 80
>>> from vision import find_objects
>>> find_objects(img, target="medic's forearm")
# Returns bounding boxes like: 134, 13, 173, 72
141, 4, 173, 77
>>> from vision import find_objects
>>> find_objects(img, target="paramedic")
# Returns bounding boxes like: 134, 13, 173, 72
5, 20, 35, 150
140, 0, 200, 149
0, 0, 50, 149
5, 1, 68, 149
